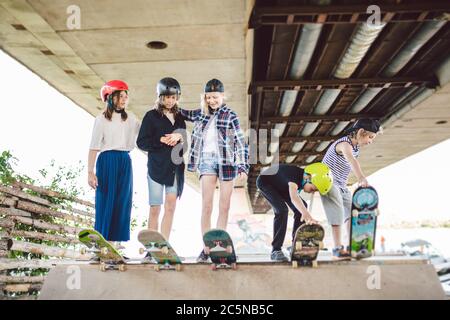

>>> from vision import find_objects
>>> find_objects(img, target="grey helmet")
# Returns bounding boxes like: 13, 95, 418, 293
204, 78, 224, 93
157, 77, 181, 96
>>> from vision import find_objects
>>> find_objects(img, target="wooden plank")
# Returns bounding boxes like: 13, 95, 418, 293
0, 258, 72, 271
6, 230, 81, 245
16, 201, 93, 226
0, 185, 50, 206
0, 207, 32, 218
3, 283, 42, 293
0, 195, 16, 207
13, 181, 94, 208
0, 275, 45, 284
9, 240, 90, 260
10, 216, 81, 235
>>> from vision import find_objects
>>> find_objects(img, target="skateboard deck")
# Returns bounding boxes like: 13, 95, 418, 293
203, 229, 237, 270
78, 229, 127, 271
291, 223, 325, 268
350, 186, 379, 259
138, 229, 182, 271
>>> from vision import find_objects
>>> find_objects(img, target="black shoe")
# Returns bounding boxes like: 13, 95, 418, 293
196, 250, 210, 263
270, 250, 288, 262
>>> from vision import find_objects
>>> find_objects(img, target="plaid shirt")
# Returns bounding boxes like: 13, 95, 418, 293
180, 104, 249, 181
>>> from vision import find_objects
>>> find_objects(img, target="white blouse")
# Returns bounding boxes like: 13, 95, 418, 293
89, 112, 141, 153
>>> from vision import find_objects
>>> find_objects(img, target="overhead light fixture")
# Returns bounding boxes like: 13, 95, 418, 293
146, 41, 168, 50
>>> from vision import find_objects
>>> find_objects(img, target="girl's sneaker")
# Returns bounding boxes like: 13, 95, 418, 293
196, 250, 210, 263
332, 246, 350, 258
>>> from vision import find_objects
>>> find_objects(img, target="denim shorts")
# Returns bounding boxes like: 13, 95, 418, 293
198, 152, 220, 177
147, 174, 177, 206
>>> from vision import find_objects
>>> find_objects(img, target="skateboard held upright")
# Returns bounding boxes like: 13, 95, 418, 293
203, 229, 237, 270
350, 186, 380, 259
138, 229, 182, 271
78, 229, 127, 272
291, 223, 324, 268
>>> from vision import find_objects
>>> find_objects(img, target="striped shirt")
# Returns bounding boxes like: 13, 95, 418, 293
322, 136, 360, 188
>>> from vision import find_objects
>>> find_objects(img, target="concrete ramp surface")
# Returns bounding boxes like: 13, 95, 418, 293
39, 256, 445, 300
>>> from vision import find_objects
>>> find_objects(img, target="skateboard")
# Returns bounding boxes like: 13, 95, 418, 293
349, 186, 380, 259
291, 223, 325, 268
138, 229, 182, 271
78, 229, 127, 272
203, 229, 237, 270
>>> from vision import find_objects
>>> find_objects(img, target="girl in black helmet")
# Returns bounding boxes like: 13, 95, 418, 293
179, 79, 249, 262
137, 78, 187, 247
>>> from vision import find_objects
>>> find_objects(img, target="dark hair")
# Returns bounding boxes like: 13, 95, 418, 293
103, 90, 128, 121
154, 96, 179, 117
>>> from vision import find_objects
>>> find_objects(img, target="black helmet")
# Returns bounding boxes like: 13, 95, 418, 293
345, 119, 381, 134
204, 78, 224, 93
157, 77, 181, 96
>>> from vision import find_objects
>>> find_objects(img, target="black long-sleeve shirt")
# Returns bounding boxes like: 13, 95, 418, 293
136, 109, 187, 198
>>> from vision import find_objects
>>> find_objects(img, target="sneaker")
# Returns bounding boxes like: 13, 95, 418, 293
141, 252, 156, 264
332, 246, 350, 258
270, 250, 288, 262
196, 250, 210, 263
89, 255, 101, 263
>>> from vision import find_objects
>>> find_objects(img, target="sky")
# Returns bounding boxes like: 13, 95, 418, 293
1, 49, 449, 257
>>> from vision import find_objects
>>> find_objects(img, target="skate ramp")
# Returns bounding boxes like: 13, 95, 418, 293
39, 256, 445, 300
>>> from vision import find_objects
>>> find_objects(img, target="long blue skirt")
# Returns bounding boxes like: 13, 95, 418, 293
95, 150, 132, 241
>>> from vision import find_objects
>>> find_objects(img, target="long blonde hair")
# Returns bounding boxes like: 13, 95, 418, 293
200, 92, 227, 115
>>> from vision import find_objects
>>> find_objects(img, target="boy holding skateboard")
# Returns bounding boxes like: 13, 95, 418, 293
320, 119, 382, 258
256, 163, 333, 261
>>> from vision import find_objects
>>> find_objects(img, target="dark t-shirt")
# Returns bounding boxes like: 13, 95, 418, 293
259, 164, 305, 200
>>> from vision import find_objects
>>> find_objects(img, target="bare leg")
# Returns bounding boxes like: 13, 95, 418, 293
148, 205, 161, 231
332, 225, 342, 249
201, 175, 217, 236
217, 180, 233, 230
161, 193, 177, 240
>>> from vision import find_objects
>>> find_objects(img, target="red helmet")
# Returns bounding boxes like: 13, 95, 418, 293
100, 80, 129, 102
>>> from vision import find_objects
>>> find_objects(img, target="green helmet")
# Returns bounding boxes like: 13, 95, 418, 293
304, 163, 333, 195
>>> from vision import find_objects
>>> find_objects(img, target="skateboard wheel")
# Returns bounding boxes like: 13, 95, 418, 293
99, 264, 106, 272
351, 251, 357, 258
175, 264, 182, 272
211, 264, 217, 271
226, 245, 233, 254
374, 208, 380, 216
100, 247, 108, 255
154, 265, 160, 272
80, 247, 87, 255
139, 248, 145, 255
312, 261, 318, 268
292, 261, 298, 268
161, 247, 169, 255
352, 209, 358, 217
231, 263, 237, 270
295, 242, 302, 251
119, 264, 126, 272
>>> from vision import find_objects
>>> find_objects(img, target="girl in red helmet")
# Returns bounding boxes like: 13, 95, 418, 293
88, 80, 140, 248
